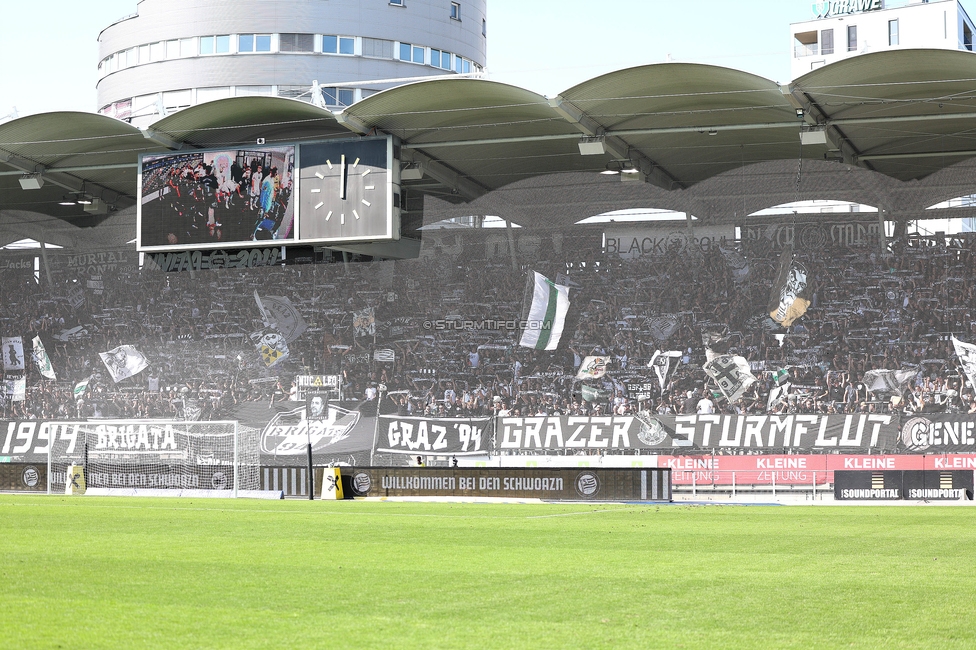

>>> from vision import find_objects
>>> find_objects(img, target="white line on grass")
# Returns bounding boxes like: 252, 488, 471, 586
526, 506, 647, 519
0, 499, 598, 520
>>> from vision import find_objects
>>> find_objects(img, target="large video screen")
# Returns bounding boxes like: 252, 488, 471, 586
138, 145, 296, 251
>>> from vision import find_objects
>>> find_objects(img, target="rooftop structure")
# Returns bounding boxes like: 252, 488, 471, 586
790, 0, 976, 79
96, 0, 487, 126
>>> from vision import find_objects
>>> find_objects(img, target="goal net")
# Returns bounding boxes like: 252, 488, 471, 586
44, 420, 259, 496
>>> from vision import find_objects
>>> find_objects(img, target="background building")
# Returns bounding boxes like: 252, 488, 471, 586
791, 0, 976, 79
97, 0, 487, 126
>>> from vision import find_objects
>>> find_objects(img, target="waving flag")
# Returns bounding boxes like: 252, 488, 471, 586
251, 328, 289, 368
519, 272, 571, 351
31, 336, 56, 380
576, 356, 608, 380
255, 291, 307, 343
703, 355, 757, 402
768, 247, 812, 327
952, 336, 976, 390
648, 350, 682, 392
73, 376, 92, 399
863, 368, 919, 396
99, 345, 149, 383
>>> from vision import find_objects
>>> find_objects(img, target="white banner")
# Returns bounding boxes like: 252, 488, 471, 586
2, 336, 25, 372
603, 225, 734, 259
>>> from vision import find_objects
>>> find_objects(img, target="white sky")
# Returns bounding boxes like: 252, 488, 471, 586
0, 0, 806, 118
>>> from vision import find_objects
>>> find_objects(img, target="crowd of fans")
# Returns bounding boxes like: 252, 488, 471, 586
2, 224, 975, 424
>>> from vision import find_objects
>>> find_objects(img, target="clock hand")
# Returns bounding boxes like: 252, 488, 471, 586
339, 154, 346, 201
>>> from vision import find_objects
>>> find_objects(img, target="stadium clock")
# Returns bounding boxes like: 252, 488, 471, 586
298, 137, 399, 242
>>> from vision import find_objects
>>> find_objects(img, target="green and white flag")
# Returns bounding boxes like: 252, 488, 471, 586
519, 271, 570, 351
31, 336, 56, 380
772, 367, 790, 386
580, 384, 610, 403
73, 376, 92, 399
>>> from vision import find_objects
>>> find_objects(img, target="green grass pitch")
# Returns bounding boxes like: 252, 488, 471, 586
2, 496, 975, 649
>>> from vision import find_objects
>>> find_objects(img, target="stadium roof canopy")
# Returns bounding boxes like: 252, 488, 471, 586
4, 48, 976, 248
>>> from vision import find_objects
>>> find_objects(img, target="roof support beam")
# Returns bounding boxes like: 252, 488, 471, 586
0, 163, 137, 177
547, 96, 685, 190
398, 121, 800, 151
402, 149, 489, 201
858, 149, 976, 161
785, 88, 863, 166
139, 127, 183, 151
334, 111, 374, 136
0, 150, 84, 193
323, 237, 421, 260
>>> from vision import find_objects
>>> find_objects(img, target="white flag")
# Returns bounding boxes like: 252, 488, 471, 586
255, 292, 307, 343
2, 336, 25, 371
32, 336, 56, 380
648, 350, 682, 393
703, 354, 757, 403
374, 349, 395, 363
99, 345, 149, 383
519, 272, 570, 351
952, 336, 976, 389
862, 368, 919, 396
576, 356, 608, 380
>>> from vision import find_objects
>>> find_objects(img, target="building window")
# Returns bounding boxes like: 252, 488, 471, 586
362, 37, 394, 58
430, 49, 454, 70
390, 0, 404, 5
180, 38, 196, 58
322, 35, 355, 54
235, 86, 273, 97
399, 42, 425, 63
888, 19, 899, 46
794, 30, 818, 57
450, 2, 460, 20
320, 87, 355, 106
239, 34, 272, 53
965, 23, 973, 51
280, 33, 315, 52
199, 35, 230, 55
847, 25, 857, 52
482, 18, 486, 37
166, 39, 180, 59
821, 29, 834, 55
150, 41, 164, 61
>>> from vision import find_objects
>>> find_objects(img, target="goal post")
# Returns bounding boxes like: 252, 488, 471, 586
43, 420, 260, 497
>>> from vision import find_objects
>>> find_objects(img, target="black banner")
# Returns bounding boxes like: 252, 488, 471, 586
375, 416, 492, 455
339, 467, 671, 501
739, 219, 881, 252
835, 470, 974, 500
258, 406, 376, 466
496, 414, 899, 451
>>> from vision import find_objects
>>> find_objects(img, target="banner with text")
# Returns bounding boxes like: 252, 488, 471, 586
496, 414, 899, 452
603, 226, 735, 259
375, 416, 492, 456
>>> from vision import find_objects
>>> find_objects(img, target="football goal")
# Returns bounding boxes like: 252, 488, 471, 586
43, 420, 261, 497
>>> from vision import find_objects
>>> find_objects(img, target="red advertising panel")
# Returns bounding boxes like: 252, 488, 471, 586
657, 455, 976, 485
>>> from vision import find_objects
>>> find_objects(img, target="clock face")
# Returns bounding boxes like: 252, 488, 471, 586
298, 138, 393, 242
